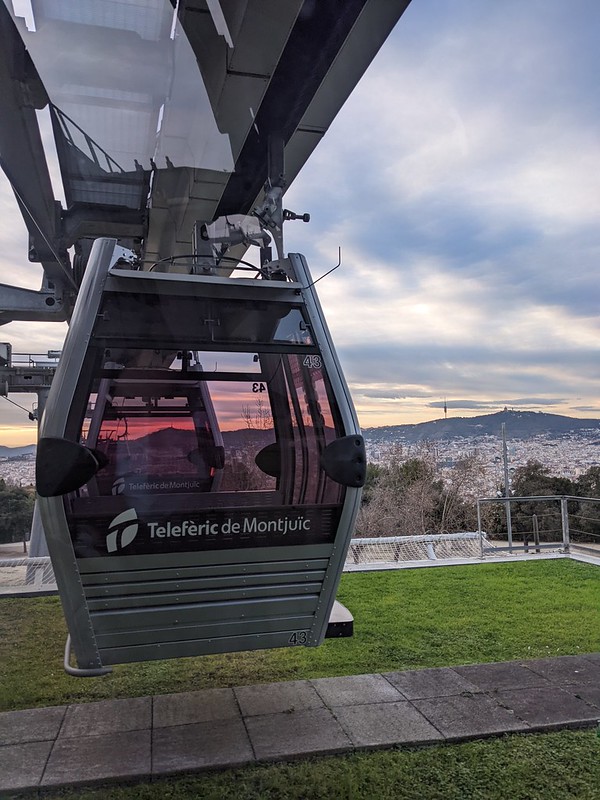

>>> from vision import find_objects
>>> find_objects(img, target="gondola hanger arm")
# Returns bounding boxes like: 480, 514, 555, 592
303, 247, 342, 290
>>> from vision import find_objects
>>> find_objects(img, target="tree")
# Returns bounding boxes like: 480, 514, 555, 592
0, 479, 35, 547
438, 454, 486, 533
510, 460, 577, 541
356, 452, 482, 538
576, 466, 600, 498
511, 460, 576, 498
356, 454, 600, 544
572, 466, 600, 542
356, 456, 439, 537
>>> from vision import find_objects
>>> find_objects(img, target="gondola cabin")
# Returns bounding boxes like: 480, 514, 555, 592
37, 239, 365, 674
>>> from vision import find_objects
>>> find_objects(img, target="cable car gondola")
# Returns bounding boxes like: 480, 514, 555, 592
37, 236, 365, 675
2, 0, 411, 676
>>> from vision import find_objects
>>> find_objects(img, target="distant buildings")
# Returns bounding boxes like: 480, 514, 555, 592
0, 454, 36, 487
1, 430, 599, 495
364, 431, 599, 495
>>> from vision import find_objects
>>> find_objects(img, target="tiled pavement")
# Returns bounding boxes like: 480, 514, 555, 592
1, 654, 599, 795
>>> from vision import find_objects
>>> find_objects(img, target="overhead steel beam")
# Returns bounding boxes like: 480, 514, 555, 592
0, 283, 68, 326
144, 0, 304, 262
155, 0, 412, 259
0, 4, 74, 294
0, 364, 56, 395
215, 0, 412, 218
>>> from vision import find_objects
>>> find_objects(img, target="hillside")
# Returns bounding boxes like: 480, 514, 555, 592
3, 410, 600, 456
0, 444, 36, 459
363, 410, 600, 444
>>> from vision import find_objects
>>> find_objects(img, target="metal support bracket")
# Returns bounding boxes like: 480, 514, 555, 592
0, 283, 69, 323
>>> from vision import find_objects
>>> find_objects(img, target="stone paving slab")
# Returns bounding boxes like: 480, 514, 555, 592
583, 652, 600, 663
152, 718, 253, 774
564, 684, 600, 708
521, 655, 600, 686
235, 680, 323, 716
494, 686, 600, 730
0, 705, 66, 745
41, 729, 151, 788
245, 707, 351, 761
411, 693, 529, 740
453, 661, 551, 692
383, 667, 478, 699
311, 673, 404, 706
61, 696, 151, 738
0, 740, 53, 792
333, 701, 444, 748
153, 687, 240, 728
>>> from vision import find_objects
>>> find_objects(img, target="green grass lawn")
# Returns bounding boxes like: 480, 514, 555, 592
38, 731, 600, 800
0, 559, 598, 712
1, 559, 599, 799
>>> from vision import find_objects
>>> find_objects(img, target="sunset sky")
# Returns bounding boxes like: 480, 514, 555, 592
1, 0, 599, 447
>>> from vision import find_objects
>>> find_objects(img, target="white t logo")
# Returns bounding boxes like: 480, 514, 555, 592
106, 508, 139, 553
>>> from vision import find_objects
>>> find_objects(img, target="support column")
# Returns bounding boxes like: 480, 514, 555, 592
28, 387, 51, 558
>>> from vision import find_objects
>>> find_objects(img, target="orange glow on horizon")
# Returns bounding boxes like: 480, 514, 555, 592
3, 400, 600, 448
0, 425, 38, 448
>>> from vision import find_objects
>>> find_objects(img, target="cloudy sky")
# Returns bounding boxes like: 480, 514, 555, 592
1, 0, 599, 445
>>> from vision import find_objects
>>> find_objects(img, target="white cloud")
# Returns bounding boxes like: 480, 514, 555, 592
284, 0, 600, 423
1, 0, 599, 440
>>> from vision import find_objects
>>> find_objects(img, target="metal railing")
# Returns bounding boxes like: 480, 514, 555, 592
1, 496, 598, 592
477, 495, 600, 557
0, 556, 57, 593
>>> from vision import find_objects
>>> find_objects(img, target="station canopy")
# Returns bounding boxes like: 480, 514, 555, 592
0, 1, 411, 297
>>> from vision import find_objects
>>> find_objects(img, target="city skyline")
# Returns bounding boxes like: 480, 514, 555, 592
3, 422, 599, 496
1, 0, 599, 446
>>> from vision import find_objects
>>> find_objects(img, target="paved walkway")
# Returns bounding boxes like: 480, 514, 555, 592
2, 654, 599, 795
